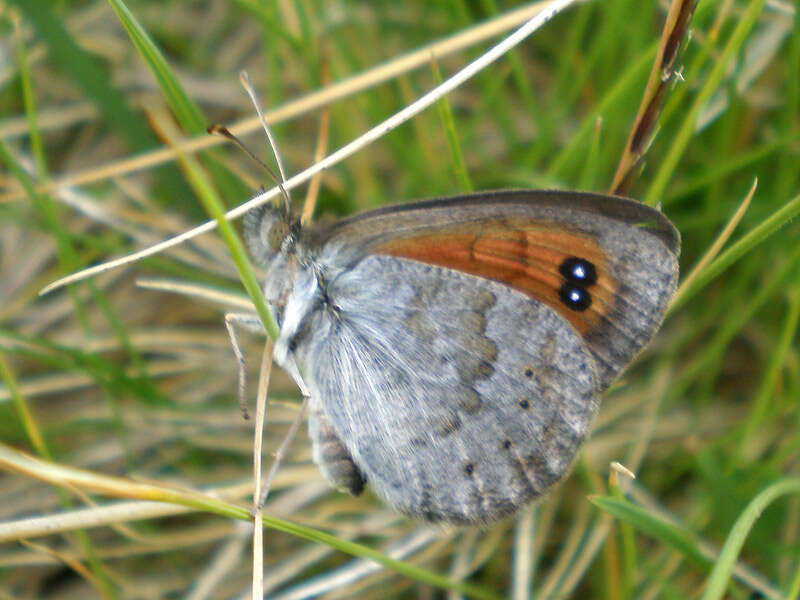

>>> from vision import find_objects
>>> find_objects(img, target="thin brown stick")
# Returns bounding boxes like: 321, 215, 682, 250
251, 339, 274, 600
301, 60, 332, 226
610, 0, 698, 196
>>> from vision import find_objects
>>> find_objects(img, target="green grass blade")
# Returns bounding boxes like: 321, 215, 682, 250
590, 495, 711, 569
106, 0, 206, 134
700, 478, 800, 600
0, 441, 499, 600
670, 193, 800, 312
433, 61, 473, 193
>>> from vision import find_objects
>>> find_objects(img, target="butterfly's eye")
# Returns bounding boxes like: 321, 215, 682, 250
268, 220, 290, 252
559, 283, 592, 311
559, 257, 597, 286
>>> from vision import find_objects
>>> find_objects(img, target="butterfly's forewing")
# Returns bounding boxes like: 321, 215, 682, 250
319, 190, 680, 389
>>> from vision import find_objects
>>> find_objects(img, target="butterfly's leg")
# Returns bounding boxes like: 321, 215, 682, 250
256, 395, 310, 508
226, 311, 316, 507
224, 311, 265, 417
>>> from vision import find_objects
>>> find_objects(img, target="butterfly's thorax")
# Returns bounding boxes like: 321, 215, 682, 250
254, 221, 363, 375
270, 257, 317, 369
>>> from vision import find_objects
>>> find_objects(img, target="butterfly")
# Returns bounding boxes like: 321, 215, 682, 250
240, 189, 679, 524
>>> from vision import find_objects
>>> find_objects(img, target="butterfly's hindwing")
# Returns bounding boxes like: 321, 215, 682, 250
294, 255, 599, 523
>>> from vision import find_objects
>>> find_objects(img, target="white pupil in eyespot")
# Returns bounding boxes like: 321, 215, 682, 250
570, 290, 582, 303
573, 265, 586, 279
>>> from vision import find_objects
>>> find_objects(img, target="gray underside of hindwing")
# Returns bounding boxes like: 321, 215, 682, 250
294, 255, 600, 524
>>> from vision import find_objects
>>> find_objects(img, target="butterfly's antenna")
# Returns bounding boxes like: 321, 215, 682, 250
207, 124, 276, 178
206, 124, 292, 217
240, 71, 292, 218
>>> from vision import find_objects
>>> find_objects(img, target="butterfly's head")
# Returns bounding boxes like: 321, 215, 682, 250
243, 200, 311, 329
243, 201, 300, 266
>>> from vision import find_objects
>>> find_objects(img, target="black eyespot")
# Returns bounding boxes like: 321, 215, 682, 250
524, 367, 534, 378
464, 463, 475, 477
518, 399, 530, 409
559, 257, 597, 286
559, 283, 592, 311
503, 439, 513, 449
288, 338, 298, 353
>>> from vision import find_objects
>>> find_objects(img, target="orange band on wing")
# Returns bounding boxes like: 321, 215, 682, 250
375, 223, 617, 335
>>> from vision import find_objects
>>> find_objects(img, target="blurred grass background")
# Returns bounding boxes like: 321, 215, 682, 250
0, 0, 798, 598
